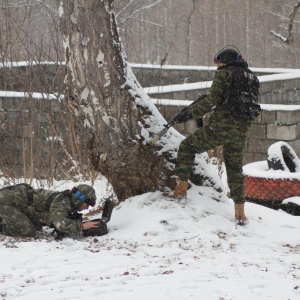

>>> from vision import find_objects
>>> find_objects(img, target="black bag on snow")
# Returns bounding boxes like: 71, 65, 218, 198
224, 65, 261, 121
82, 220, 108, 237
82, 198, 114, 237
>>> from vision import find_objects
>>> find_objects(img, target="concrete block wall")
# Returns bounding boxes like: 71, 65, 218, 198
244, 107, 300, 164
156, 103, 300, 165
131, 67, 216, 87
146, 68, 300, 165
260, 79, 300, 105
130, 64, 275, 87
0, 64, 65, 94
148, 78, 300, 105
0, 63, 278, 94
1, 63, 300, 176
0, 96, 67, 178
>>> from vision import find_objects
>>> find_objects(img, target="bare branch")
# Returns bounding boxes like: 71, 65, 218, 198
270, 30, 288, 43
115, 0, 134, 19
270, 0, 300, 44
116, 0, 164, 24
0, 0, 43, 8
160, 42, 172, 68
0, 0, 58, 17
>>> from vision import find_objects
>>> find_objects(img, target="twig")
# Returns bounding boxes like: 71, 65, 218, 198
184, 233, 201, 241
233, 263, 242, 278
270, 0, 300, 44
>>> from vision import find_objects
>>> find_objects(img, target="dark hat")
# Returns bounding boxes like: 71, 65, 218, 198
214, 46, 242, 64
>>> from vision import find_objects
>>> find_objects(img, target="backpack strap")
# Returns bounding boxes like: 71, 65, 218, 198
27, 186, 34, 206
45, 190, 71, 211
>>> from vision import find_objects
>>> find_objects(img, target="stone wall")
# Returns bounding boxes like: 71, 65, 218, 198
152, 73, 300, 164
155, 103, 300, 165
143, 67, 300, 165
1, 63, 300, 178
0, 62, 283, 93
0, 63, 64, 94
130, 64, 277, 87
246, 106, 300, 163
147, 76, 300, 105
0, 95, 69, 179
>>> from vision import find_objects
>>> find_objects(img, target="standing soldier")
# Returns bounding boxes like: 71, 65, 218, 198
0, 183, 113, 237
170, 45, 260, 226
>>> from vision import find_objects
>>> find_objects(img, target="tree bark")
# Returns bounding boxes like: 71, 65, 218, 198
58, 0, 176, 201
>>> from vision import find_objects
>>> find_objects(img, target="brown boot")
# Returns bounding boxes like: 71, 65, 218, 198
234, 203, 249, 226
169, 180, 188, 199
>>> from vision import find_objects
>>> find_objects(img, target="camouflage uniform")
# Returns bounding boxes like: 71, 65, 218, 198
49, 184, 96, 237
176, 60, 255, 204
0, 184, 95, 237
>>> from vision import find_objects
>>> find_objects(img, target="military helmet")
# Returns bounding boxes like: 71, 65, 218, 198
71, 184, 96, 208
214, 45, 242, 64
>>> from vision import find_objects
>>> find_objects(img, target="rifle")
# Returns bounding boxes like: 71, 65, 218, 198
150, 94, 207, 144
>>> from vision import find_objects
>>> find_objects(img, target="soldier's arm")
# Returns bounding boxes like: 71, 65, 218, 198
49, 197, 82, 237
191, 69, 231, 117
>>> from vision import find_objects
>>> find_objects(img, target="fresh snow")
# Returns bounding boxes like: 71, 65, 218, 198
1, 64, 300, 299
0, 91, 61, 100
243, 160, 300, 180
151, 98, 300, 112
130, 63, 300, 74
2, 61, 299, 74
1, 172, 300, 300
143, 67, 300, 95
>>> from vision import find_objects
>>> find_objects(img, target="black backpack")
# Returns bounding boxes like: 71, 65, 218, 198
224, 64, 261, 121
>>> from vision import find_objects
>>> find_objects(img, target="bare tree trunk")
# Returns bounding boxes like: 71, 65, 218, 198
59, 0, 175, 201
185, 0, 196, 65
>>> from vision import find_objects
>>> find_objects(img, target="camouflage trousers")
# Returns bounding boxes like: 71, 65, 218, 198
0, 188, 39, 237
176, 123, 250, 204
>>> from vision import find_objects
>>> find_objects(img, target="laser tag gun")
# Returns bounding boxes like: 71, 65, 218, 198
82, 198, 114, 237
150, 94, 207, 144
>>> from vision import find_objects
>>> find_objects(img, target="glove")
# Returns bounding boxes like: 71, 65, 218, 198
68, 211, 83, 220
196, 117, 203, 127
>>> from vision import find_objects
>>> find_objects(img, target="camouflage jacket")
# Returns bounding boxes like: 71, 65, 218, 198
0, 184, 83, 236
191, 60, 254, 132
49, 192, 83, 237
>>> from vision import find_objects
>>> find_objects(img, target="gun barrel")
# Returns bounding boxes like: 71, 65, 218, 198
149, 94, 207, 144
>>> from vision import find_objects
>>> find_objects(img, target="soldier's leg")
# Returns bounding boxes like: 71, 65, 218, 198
176, 127, 219, 180
223, 139, 249, 225
0, 204, 36, 237
223, 140, 246, 204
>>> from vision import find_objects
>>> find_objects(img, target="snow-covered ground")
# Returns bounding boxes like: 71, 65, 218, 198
1, 63, 300, 299
1, 175, 300, 300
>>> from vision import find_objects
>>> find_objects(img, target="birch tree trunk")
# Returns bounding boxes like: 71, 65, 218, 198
58, 0, 176, 201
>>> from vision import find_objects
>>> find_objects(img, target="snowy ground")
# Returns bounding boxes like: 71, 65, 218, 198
1, 62, 300, 299
1, 177, 300, 300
